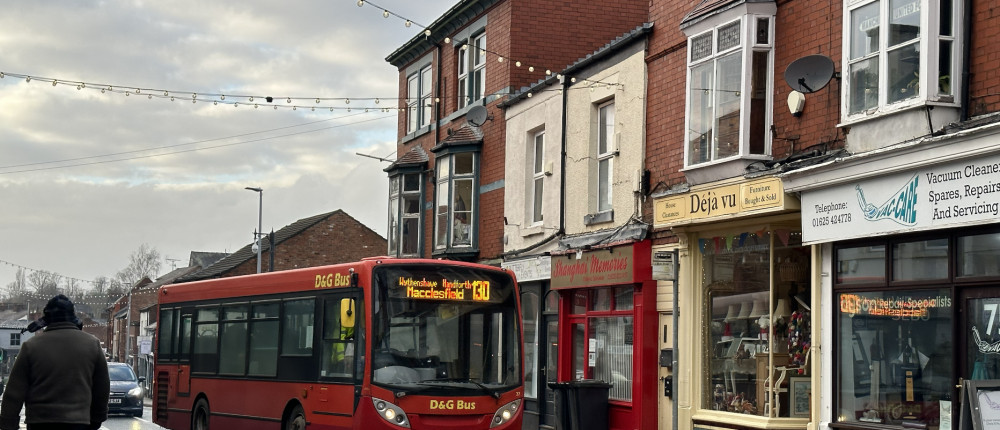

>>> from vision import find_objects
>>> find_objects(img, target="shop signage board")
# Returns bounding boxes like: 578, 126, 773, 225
801, 154, 1000, 244
550, 242, 651, 289
501, 255, 552, 282
653, 177, 787, 227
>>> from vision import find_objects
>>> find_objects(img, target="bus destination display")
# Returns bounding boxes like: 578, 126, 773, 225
399, 276, 491, 302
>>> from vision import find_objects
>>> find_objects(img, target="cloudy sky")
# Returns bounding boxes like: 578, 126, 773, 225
0, 0, 454, 291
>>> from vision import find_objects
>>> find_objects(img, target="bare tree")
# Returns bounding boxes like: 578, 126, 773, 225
27, 270, 62, 297
64, 278, 84, 301
116, 243, 162, 288
4, 268, 27, 302
90, 276, 111, 296
87, 276, 119, 312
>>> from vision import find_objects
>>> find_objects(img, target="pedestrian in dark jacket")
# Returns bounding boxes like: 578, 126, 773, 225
0, 295, 110, 430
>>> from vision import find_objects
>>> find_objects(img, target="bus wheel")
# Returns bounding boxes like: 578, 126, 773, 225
191, 399, 210, 430
284, 405, 305, 430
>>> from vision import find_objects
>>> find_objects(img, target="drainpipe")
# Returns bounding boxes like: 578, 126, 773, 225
960, 0, 972, 121
673, 248, 679, 430
559, 75, 569, 237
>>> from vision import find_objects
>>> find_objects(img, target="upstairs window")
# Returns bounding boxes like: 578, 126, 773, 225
684, 15, 772, 167
388, 172, 423, 257
531, 130, 545, 224
458, 33, 486, 109
597, 102, 615, 213
434, 151, 477, 250
844, 0, 960, 119
407, 65, 433, 133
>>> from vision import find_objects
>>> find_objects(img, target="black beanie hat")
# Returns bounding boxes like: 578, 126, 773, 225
43, 294, 80, 324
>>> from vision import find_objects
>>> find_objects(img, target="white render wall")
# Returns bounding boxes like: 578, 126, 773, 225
503, 83, 564, 254
563, 44, 647, 236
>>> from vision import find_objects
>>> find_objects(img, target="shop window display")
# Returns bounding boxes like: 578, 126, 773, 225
835, 237, 958, 430
569, 287, 635, 402
836, 288, 953, 427
703, 230, 811, 417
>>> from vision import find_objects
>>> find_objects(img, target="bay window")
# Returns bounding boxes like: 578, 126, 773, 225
684, 11, 773, 168
844, 0, 961, 119
388, 172, 423, 257
434, 151, 478, 251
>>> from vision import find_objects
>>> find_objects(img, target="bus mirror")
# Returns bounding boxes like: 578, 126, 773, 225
341, 298, 356, 328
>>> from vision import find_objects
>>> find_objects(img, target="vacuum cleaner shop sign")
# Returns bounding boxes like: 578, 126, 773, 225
801, 155, 1000, 243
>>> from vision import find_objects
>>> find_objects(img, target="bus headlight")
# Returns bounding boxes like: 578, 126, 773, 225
490, 399, 521, 428
372, 397, 410, 428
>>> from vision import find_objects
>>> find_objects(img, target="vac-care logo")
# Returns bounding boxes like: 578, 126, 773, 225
855, 175, 919, 226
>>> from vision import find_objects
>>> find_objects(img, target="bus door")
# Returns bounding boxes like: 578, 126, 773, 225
317, 292, 364, 417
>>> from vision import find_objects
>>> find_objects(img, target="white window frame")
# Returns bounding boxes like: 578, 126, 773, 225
388, 172, 423, 257
597, 101, 615, 213
434, 152, 477, 250
406, 65, 433, 134
683, 11, 775, 169
531, 130, 545, 225
841, 0, 961, 123
458, 33, 487, 109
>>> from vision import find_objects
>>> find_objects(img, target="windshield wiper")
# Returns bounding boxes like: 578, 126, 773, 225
420, 378, 501, 399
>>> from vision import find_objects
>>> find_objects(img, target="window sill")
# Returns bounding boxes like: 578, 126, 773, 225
583, 210, 614, 226
431, 247, 479, 261
520, 224, 545, 238
839, 97, 959, 128
682, 156, 772, 185
400, 124, 434, 144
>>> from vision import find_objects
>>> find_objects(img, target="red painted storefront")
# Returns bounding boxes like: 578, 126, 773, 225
550, 240, 657, 430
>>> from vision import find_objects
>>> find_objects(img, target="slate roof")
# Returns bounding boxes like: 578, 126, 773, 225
385, 145, 430, 172
188, 251, 229, 270
0, 310, 29, 330
431, 123, 484, 152
176, 210, 371, 282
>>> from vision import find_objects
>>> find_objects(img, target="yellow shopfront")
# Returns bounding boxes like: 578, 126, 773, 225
652, 177, 817, 430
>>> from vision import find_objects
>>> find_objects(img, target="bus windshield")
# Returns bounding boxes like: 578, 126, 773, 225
371, 264, 521, 395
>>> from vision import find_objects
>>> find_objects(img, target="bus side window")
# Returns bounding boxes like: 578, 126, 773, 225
323, 296, 361, 378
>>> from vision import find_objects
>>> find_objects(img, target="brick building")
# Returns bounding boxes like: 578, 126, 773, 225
641, 0, 1000, 429
107, 209, 384, 394
179, 209, 386, 281
378, 0, 1000, 428
383, 0, 648, 262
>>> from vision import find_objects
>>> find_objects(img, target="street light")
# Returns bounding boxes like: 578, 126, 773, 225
245, 187, 263, 273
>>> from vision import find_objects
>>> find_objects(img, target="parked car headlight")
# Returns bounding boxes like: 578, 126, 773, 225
128, 386, 143, 398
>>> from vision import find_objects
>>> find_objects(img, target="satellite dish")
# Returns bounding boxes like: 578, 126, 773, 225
466, 105, 489, 127
784, 55, 835, 94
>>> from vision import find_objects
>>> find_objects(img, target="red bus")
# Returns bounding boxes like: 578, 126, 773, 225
153, 258, 523, 430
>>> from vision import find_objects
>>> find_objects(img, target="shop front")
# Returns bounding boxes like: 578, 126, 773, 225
785, 133, 1000, 430
501, 255, 558, 430
652, 177, 814, 430
549, 240, 657, 430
